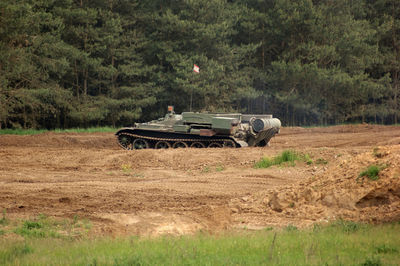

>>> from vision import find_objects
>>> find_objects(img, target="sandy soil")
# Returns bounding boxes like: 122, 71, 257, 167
1, 125, 399, 236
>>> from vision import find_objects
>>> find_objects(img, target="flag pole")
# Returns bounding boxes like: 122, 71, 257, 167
191, 64, 200, 112
190, 84, 193, 112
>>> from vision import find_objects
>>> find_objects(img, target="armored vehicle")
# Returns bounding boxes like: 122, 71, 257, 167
116, 106, 281, 149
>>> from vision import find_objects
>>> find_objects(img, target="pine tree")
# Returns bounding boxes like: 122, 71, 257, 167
366, 0, 400, 124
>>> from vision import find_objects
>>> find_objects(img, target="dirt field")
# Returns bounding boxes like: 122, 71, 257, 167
1, 125, 400, 236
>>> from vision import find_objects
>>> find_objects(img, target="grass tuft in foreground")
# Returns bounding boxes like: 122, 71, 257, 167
358, 165, 384, 181
330, 219, 364, 233
254, 150, 314, 168
4, 214, 92, 241
1, 222, 399, 265
0, 243, 33, 265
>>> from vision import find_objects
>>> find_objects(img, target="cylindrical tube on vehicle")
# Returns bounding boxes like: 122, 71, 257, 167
252, 118, 281, 133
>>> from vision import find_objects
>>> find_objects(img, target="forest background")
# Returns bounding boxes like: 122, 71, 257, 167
0, 0, 399, 129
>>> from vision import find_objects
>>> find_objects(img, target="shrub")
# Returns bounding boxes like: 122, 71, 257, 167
359, 165, 381, 181
14, 217, 62, 238
374, 244, 398, 254
254, 150, 301, 168
254, 157, 274, 168
331, 219, 363, 233
23, 221, 42, 230
303, 154, 313, 165
360, 256, 382, 266
278, 150, 299, 164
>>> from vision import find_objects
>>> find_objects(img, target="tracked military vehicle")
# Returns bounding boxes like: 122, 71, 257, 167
116, 106, 281, 149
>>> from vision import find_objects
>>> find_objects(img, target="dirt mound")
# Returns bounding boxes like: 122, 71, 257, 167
0, 132, 117, 149
310, 124, 394, 134
1, 125, 400, 236
274, 125, 400, 148
233, 145, 400, 227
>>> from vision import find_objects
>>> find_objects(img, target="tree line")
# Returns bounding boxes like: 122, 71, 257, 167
0, 0, 399, 129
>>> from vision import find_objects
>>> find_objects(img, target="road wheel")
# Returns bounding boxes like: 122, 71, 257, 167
223, 140, 235, 148
173, 141, 188, 148
132, 138, 149, 149
155, 141, 171, 149
118, 134, 133, 150
208, 142, 222, 148
190, 142, 205, 148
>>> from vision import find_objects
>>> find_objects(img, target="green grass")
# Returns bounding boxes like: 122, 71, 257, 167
0, 127, 116, 135
315, 158, 328, 165
254, 150, 313, 168
201, 166, 211, 173
359, 165, 383, 181
0, 129, 48, 135
215, 164, 225, 172
13, 219, 63, 239
374, 244, 398, 254
330, 219, 365, 233
1, 222, 399, 265
0, 243, 33, 265
4, 214, 92, 241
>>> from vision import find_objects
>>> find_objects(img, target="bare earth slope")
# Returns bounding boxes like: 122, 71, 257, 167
1, 125, 399, 236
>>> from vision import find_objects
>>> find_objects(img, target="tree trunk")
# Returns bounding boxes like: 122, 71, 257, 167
57, 112, 60, 129
63, 109, 67, 129
394, 71, 398, 124
291, 106, 295, 126
262, 96, 265, 114
83, 34, 88, 97
262, 23, 265, 70
84, 69, 88, 97
111, 54, 115, 82
286, 102, 289, 126
23, 106, 27, 129
74, 60, 79, 100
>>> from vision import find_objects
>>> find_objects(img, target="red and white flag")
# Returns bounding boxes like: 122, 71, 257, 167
193, 64, 200, 73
